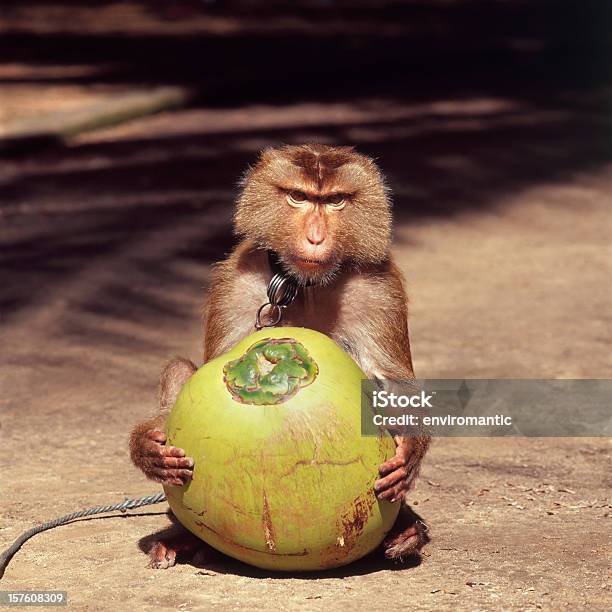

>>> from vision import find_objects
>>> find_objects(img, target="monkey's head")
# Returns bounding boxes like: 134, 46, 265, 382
235, 144, 392, 285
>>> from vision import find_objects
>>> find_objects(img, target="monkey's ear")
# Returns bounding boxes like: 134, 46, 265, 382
257, 146, 281, 164
237, 165, 254, 189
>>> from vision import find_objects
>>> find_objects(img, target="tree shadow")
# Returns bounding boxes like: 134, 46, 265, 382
0, 0, 610, 339
2, 92, 610, 328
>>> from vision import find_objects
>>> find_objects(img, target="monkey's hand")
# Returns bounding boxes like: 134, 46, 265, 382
375, 436, 425, 503
130, 429, 194, 487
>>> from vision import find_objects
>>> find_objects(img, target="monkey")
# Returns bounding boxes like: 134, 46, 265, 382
130, 144, 431, 569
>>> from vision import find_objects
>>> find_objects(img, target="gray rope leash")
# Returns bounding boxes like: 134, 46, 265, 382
0, 492, 166, 579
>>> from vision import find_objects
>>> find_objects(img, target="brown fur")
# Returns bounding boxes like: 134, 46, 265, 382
130, 144, 430, 568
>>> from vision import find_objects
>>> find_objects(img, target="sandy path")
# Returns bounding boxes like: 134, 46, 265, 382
1, 95, 610, 610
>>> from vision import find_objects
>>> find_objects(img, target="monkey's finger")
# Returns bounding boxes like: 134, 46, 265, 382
140, 440, 180, 459
146, 430, 167, 443
378, 455, 406, 476
153, 477, 184, 487
159, 456, 194, 469
162, 446, 186, 458
141, 443, 168, 460
148, 454, 190, 470
389, 481, 411, 503
374, 466, 408, 494
149, 467, 193, 484
377, 480, 408, 502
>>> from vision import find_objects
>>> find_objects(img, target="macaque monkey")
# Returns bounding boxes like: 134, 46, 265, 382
130, 144, 430, 569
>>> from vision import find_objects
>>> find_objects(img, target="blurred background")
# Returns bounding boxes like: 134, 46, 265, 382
1, 2, 611, 605
2, 0, 611, 383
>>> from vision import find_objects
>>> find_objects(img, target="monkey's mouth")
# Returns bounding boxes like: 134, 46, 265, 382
294, 257, 328, 270
281, 252, 339, 284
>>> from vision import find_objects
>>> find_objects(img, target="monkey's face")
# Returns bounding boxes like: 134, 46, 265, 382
235, 144, 392, 285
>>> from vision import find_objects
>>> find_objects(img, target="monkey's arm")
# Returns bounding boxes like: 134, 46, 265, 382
354, 263, 431, 503
129, 357, 197, 486
132, 242, 263, 486
372, 366, 431, 502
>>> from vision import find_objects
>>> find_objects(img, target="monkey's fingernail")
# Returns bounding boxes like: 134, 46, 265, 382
186, 458, 194, 467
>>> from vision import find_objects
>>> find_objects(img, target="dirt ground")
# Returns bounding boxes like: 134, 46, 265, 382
1, 36, 611, 612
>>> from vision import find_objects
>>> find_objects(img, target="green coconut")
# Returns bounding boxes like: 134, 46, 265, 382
164, 327, 399, 571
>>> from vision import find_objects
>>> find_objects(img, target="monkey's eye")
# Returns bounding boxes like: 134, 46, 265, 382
326, 193, 346, 209
287, 190, 308, 206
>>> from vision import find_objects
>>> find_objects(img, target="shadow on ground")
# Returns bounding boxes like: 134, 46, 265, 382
138, 523, 421, 579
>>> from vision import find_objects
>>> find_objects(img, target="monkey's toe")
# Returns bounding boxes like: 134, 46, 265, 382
383, 503, 430, 561
147, 541, 177, 569
146, 530, 205, 569
383, 524, 425, 560
193, 547, 212, 567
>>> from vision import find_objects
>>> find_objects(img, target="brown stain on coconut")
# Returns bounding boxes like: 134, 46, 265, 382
320, 493, 375, 568
194, 518, 307, 558
262, 489, 277, 552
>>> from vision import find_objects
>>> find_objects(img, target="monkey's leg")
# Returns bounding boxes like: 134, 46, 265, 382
382, 501, 430, 561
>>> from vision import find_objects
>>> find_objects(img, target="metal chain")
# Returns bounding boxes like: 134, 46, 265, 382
255, 270, 300, 330
0, 492, 167, 579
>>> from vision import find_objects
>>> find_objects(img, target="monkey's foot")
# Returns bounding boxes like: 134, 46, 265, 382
147, 532, 205, 569
383, 503, 430, 561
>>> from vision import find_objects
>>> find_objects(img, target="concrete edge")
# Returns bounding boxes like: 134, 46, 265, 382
0, 85, 192, 155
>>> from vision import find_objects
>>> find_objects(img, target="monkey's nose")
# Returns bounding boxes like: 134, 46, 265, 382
307, 233, 325, 245
305, 215, 326, 245
306, 226, 326, 245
